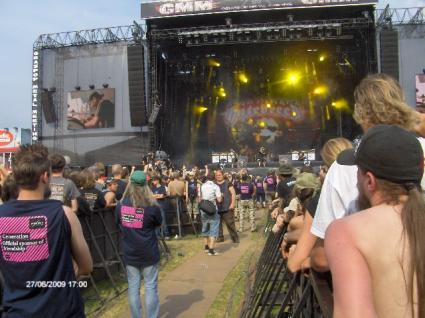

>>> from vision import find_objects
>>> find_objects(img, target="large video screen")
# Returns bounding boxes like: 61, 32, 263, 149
67, 88, 115, 130
416, 74, 425, 108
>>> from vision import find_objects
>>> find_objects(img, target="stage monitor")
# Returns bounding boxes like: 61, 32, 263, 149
291, 150, 315, 161
141, 0, 378, 19
67, 88, 115, 130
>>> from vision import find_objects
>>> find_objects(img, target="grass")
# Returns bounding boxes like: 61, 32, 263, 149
206, 211, 268, 318
87, 235, 202, 318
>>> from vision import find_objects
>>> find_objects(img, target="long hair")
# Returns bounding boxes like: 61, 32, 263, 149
123, 183, 158, 208
354, 74, 418, 131
320, 138, 353, 168
375, 178, 425, 316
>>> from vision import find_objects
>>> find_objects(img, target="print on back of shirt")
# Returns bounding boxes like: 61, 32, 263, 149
121, 206, 145, 229
0, 216, 49, 262
50, 183, 65, 202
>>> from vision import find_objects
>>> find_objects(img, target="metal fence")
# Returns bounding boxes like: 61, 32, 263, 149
240, 225, 333, 318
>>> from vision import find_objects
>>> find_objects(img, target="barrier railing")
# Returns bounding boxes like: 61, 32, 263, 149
240, 227, 333, 318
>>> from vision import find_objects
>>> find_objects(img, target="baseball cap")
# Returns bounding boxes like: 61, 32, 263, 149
295, 172, 320, 191
349, 125, 424, 184
130, 171, 147, 186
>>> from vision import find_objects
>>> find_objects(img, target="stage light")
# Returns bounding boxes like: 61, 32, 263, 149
313, 85, 329, 96
218, 87, 226, 98
266, 103, 272, 109
238, 73, 249, 84
195, 106, 208, 114
287, 71, 300, 85
259, 121, 266, 128
331, 99, 349, 110
292, 111, 297, 118
208, 59, 221, 67
319, 55, 326, 62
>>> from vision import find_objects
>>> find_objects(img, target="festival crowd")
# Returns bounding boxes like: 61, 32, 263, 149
0, 73, 424, 317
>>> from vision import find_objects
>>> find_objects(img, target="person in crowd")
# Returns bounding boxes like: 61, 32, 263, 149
215, 170, 239, 243
199, 172, 222, 256
279, 172, 321, 272
115, 171, 162, 318
79, 169, 106, 211
49, 153, 80, 213
186, 172, 200, 220
283, 138, 352, 273
0, 145, 92, 317
263, 170, 277, 204
325, 125, 425, 318
310, 73, 425, 272
275, 164, 296, 207
111, 164, 128, 200
103, 179, 119, 209
168, 171, 186, 238
0, 174, 18, 203
232, 173, 241, 224
151, 175, 170, 239
238, 170, 256, 232
254, 175, 266, 208
93, 162, 107, 191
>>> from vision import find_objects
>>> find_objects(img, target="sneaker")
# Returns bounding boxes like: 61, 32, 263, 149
208, 251, 220, 256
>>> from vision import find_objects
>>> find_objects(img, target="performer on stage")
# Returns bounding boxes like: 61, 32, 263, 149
257, 146, 267, 167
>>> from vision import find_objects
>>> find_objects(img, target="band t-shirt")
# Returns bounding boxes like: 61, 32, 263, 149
239, 182, 254, 200
80, 188, 106, 211
264, 175, 276, 192
115, 199, 162, 267
0, 199, 85, 317
255, 180, 265, 194
49, 176, 80, 207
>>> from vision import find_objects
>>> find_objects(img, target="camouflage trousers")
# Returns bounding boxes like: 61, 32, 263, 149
239, 199, 256, 232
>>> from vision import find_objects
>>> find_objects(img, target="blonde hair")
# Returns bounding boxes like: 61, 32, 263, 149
353, 74, 418, 131
321, 138, 353, 168
123, 183, 158, 208
111, 164, 123, 177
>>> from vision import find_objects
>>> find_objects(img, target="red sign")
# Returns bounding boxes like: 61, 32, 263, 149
0, 130, 14, 147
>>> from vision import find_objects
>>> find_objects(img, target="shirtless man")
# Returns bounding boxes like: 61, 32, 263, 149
325, 125, 425, 318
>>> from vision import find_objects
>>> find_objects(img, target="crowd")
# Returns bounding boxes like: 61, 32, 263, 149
0, 73, 424, 317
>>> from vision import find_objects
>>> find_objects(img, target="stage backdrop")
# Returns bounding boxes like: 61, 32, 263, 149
67, 88, 115, 130
141, 0, 378, 19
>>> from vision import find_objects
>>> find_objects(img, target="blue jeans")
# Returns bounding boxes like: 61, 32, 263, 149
126, 263, 160, 318
200, 211, 220, 238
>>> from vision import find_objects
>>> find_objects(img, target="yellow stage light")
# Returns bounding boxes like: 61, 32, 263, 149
331, 99, 349, 110
291, 111, 297, 118
313, 85, 329, 96
259, 121, 266, 128
287, 71, 300, 85
218, 87, 226, 98
208, 59, 221, 67
266, 103, 272, 109
194, 105, 208, 114
239, 73, 249, 84
319, 55, 326, 62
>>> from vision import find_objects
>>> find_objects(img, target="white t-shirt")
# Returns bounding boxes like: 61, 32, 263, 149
311, 137, 425, 239
200, 181, 222, 205
310, 161, 358, 239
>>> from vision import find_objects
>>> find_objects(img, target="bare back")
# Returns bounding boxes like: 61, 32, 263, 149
326, 204, 416, 318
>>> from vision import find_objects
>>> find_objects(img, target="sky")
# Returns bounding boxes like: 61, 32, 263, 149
0, 0, 424, 130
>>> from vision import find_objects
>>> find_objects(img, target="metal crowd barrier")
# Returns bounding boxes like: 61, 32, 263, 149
240, 226, 333, 318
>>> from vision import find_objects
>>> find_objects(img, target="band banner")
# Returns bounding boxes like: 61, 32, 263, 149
141, 0, 378, 19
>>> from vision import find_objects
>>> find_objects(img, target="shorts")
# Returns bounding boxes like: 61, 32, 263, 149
200, 211, 220, 238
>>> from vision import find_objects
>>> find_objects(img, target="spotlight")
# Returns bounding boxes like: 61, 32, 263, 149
266, 103, 272, 109
103, 83, 109, 88
258, 121, 266, 128
89, 85, 95, 90
195, 105, 208, 114
319, 55, 326, 62
218, 87, 226, 98
208, 59, 221, 67
74, 86, 81, 91
292, 111, 298, 118
238, 72, 249, 84
313, 85, 329, 96
287, 71, 300, 85
331, 99, 349, 110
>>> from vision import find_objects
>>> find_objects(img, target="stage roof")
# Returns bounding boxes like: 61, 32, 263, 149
141, 0, 378, 19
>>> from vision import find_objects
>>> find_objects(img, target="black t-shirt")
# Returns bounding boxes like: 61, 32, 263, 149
305, 191, 320, 218
151, 185, 167, 201
80, 188, 106, 210
115, 179, 128, 201
115, 199, 162, 267
98, 100, 115, 128
276, 177, 296, 203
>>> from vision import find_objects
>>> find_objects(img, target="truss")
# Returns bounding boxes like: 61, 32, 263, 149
376, 6, 424, 27
33, 23, 146, 50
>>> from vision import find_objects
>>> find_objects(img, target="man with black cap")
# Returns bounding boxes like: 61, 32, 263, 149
275, 164, 296, 208
325, 125, 425, 318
